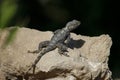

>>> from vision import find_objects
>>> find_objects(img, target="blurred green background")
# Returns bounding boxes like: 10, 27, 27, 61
0, 0, 119, 79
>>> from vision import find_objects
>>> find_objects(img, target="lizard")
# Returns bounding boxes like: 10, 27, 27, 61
26, 20, 81, 74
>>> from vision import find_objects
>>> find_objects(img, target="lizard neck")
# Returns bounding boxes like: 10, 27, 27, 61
62, 27, 70, 32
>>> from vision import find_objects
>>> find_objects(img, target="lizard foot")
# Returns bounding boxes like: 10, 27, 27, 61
58, 50, 69, 57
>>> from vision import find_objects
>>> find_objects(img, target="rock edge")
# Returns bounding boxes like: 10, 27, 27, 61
0, 27, 112, 80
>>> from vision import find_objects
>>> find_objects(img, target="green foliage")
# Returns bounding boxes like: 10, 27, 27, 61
0, 0, 18, 28
0, 0, 18, 47
4, 27, 18, 47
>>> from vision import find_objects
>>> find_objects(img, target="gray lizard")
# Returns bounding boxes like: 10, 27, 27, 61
27, 20, 80, 74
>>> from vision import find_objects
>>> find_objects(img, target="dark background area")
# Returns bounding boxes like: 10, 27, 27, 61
0, 0, 119, 79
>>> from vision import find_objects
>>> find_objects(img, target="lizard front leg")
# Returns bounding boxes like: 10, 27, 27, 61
65, 33, 71, 44
56, 43, 69, 57
28, 41, 49, 53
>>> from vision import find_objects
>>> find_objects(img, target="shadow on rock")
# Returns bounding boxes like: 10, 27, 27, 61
67, 38, 85, 49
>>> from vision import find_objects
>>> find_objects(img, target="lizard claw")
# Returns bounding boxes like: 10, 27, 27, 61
28, 50, 40, 54
58, 50, 69, 57
28, 50, 31, 53
62, 52, 70, 57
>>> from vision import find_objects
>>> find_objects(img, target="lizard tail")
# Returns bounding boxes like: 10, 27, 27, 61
26, 46, 53, 74
26, 51, 46, 74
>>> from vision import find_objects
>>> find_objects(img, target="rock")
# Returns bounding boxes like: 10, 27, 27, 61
0, 27, 112, 80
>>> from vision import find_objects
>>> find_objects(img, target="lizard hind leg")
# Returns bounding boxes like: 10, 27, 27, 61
56, 43, 69, 57
28, 41, 50, 54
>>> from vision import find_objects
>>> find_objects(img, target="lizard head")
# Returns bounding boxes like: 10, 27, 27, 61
65, 20, 81, 31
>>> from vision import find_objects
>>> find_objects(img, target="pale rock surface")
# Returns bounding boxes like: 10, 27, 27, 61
0, 27, 112, 80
